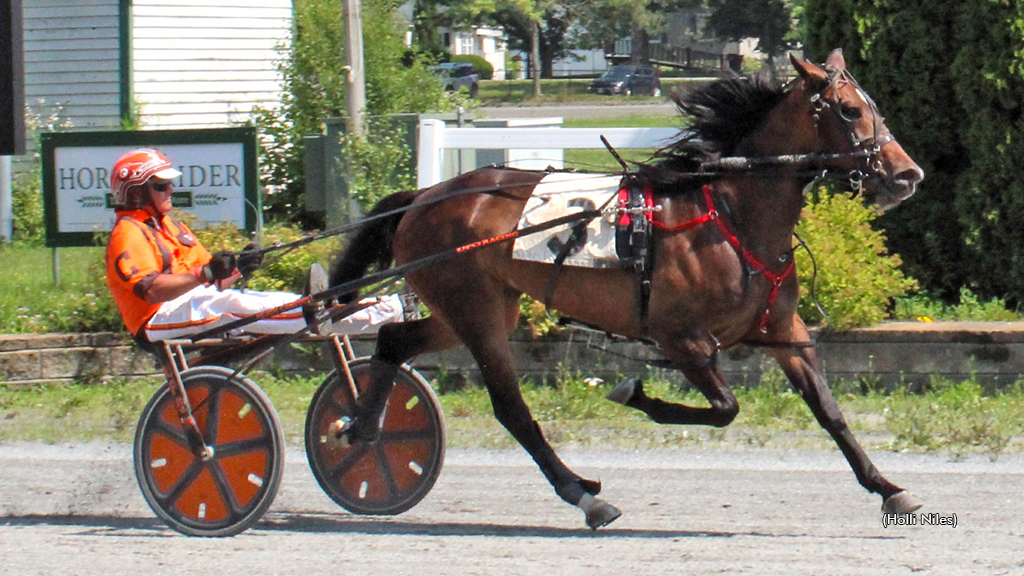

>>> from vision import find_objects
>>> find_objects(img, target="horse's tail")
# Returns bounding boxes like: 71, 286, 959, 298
329, 189, 418, 303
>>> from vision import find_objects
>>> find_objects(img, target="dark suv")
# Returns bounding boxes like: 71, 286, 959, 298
588, 65, 662, 97
432, 62, 480, 98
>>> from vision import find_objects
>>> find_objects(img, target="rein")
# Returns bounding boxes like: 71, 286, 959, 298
648, 184, 795, 333
237, 146, 874, 263
189, 208, 603, 341
242, 179, 560, 259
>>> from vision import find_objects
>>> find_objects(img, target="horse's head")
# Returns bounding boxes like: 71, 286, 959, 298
790, 49, 924, 211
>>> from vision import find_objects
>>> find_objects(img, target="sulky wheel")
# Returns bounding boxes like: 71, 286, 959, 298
133, 366, 285, 537
305, 358, 445, 515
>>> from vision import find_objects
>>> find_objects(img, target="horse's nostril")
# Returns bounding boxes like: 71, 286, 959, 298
896, 166, 925, 185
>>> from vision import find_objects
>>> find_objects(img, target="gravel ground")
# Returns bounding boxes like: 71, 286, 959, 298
1, 443, 1022, 575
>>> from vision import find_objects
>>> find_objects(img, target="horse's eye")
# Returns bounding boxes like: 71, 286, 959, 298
839, 105, 862, 121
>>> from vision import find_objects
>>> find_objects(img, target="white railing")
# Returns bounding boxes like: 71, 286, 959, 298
416, 118, 679, 189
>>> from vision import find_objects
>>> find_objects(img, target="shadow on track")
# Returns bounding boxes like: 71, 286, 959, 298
1, 513, 906, 541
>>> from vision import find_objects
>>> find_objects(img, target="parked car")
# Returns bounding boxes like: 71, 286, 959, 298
588, 65, 662, 97
432, 62, 480, 98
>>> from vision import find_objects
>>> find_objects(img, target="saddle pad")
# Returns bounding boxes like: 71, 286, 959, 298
512, 173, 621, 269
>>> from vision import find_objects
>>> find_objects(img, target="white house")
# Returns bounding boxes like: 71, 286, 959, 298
22, 0, 291, 136
439, 26, 507, 80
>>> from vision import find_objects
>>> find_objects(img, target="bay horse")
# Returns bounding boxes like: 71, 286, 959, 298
328, 49, 925, 529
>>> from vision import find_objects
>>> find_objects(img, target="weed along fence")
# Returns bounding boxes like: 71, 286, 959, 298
4, 322, 1024, 390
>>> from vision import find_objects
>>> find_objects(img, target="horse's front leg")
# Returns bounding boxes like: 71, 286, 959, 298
606, 336, 740, 427
764, 315, 922, 514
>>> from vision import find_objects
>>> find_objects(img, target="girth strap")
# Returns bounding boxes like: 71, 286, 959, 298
541, 219, 590, 309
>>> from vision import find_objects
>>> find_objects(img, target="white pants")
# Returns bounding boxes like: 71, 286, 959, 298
144, 284, 404, 341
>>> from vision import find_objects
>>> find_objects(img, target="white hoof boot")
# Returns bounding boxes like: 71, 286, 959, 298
605, 378, 639, 406
882, 491, 923, 514
578, 494, 622, 530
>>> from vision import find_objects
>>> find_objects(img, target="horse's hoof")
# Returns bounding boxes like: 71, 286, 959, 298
578, 494, 622, 530
585, 500, 622, 530
606, 378, 640, 405
882, 491, 923, 514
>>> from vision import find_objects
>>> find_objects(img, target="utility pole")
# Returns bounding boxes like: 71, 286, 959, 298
343, 0, 366, 137
531, 21, 541, 98
0, 157, 11, 242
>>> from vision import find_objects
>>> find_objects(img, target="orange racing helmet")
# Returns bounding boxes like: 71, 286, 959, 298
110, 149, 182, 205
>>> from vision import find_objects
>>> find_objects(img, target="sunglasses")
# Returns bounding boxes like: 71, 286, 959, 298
150, 181, 172, 193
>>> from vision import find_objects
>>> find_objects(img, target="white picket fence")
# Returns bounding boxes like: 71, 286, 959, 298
416, 118, 680, 189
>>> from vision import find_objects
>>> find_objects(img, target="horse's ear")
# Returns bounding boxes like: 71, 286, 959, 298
790, 53, 828, 85
825, 48, 846, 70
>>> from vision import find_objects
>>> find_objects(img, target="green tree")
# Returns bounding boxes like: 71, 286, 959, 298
493, 0, 551, 94
949, 1, 1024, 303
489, 0, 591, 78
706, 0, 794, 75
804, 0, 1024, 305
576, 0, 701, 62
411, 0, 494, 53
256, 0, 452, 224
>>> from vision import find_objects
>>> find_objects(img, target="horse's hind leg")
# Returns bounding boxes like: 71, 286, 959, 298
765, 316, 922, 514
465, 326, 622, 528
340, 315, 460, 442
423, 284, 620, 528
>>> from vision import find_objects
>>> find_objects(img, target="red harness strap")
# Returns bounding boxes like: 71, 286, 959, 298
646, 184, 796, 332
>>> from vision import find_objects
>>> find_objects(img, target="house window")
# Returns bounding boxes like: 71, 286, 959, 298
460, 35, 474, 55
444, 32, 451, 47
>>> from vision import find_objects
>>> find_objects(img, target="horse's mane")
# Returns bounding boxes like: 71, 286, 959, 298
650, 73, 789, 175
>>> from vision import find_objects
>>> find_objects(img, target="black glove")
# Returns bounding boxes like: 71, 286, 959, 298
237, 242, 263, 278
202, 251, 237, 283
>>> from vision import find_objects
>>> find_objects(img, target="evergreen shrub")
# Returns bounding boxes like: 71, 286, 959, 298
795, 188, 917, 330
451, 54, 494, 80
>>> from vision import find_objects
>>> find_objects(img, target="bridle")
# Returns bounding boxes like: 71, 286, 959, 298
809, 67, 895, 193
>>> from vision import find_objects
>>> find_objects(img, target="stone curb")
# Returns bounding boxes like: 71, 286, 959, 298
4, 322, 1024, 388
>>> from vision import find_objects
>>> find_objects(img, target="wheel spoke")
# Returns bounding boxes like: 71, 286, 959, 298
324, 442, 372, 480
208, 460, 246, 521
149, 418, 190, 446
214, 436, 272, 458
371, 443, 400, 498
378, 428, 438, 443
158, 460, 204, 506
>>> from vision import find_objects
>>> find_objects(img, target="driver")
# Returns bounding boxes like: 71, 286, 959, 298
104, 148, 403, 343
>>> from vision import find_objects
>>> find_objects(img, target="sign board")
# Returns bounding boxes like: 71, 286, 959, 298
41, 128, 259, 247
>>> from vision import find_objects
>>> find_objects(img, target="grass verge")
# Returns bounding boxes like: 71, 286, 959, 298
0, 246, 121, 333
476, 78, 707, 106
560, 115, 680, 172
2, 367, 1021, 459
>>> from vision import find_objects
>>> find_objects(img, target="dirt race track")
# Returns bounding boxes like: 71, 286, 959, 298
1, 443, 1021, 576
